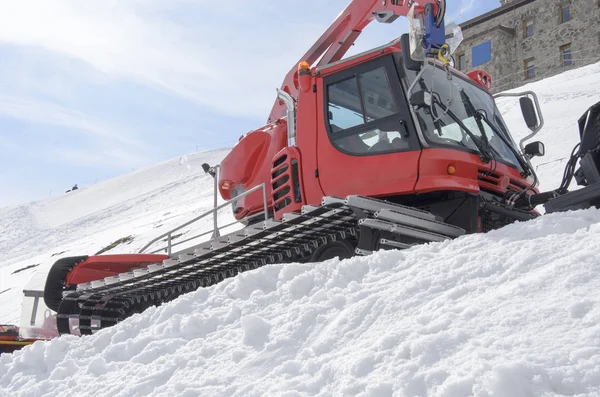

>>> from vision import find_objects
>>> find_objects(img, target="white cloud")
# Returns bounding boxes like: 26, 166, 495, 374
0, 95, 143, 148
46, 146, 149, 170
458, 0, 476, 16
0, 0, 324, 118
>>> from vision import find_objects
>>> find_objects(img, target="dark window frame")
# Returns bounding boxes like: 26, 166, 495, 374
560, 2, 571, 24
524, 57, 536, 79
560, 43, 572, 66
523, 17, 534, 38
323, 55, 420, 157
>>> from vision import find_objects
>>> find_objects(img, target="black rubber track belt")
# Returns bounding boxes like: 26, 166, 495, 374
44, 256, 88, 312
57, 203, 357, 335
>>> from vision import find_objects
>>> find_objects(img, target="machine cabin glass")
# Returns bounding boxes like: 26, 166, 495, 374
323, 55, 420, 155
405, 64, 524, 172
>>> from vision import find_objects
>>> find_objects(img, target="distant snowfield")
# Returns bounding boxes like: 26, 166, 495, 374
496, 61, 600, 193
1, 62, 600, 396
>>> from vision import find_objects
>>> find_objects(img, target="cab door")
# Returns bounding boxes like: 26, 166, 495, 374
316, 54, 421, 198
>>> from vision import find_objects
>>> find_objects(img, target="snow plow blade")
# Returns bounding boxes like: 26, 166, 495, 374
55, 195, 465, 335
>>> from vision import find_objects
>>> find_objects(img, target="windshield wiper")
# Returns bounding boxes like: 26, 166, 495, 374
476, 111, 532, 177
460, 90, 491, 148
430, 96, 493, 163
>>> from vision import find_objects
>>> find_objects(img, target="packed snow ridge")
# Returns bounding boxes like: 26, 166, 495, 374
2, 209, 600, 396
1, 62, 600, 396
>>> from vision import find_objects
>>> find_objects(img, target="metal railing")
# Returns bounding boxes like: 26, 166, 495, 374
139, 165, 269, 255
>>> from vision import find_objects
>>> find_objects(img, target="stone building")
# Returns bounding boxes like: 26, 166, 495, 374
454, 0, 600, 92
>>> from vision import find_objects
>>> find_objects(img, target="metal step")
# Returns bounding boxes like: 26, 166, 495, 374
374, 209, 465, 238
379, 238, 413, 250
345, 195, 441, 221
358, 218, 450, 242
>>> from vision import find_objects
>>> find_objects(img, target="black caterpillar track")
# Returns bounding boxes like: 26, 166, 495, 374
56, 196, 465, 335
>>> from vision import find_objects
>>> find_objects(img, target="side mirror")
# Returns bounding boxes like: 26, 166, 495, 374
524, 141, 545, 158
520, 97, 539, 131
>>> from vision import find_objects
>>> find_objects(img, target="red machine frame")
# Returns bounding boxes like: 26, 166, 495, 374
218, 0, 534, 225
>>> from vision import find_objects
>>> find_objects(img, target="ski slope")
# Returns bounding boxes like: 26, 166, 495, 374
0, 62, 599, 396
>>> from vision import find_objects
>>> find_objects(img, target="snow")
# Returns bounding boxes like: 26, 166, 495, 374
0, 148, 237, 325
2, 209, 600, 396
1, 62, 600, 396
496, 62, 600, 193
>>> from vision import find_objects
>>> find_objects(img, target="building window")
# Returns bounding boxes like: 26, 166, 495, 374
457, 53, 466, 70
524, 58, 536, 79
524, 18, 534, 37
472, 41, 491, 67
560, 3, 571, 23
560, 43, 572, 66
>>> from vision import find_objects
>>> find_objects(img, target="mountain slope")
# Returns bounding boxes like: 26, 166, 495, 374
0, 148, 234, 324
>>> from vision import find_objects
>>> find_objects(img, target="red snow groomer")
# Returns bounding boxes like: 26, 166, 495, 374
9, 0, 599, 343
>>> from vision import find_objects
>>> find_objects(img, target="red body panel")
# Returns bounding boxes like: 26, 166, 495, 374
65, 254, 168, 286
219, 122, 287, 219
415, 148, 537, 195
295, 73, 322, 206
317, 148, 420, 198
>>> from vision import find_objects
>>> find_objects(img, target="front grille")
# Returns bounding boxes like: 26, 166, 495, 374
477, 169, 527, 192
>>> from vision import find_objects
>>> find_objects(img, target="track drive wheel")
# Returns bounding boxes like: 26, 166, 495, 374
310, 239, 356, 262
43, 256, 88, 312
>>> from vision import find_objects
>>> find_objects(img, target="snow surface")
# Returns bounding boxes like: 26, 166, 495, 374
1, 63, 600, 396
3, 209, 600, 396
0, 147, 239, 325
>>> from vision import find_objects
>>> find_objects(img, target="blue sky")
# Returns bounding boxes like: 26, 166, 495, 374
0, 0, 499, 207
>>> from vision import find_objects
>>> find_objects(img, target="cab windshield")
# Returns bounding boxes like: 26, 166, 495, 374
406, 64, 523, 171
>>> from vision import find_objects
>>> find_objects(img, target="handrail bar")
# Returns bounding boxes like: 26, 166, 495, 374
139, 180, 268, 254
146, 220, 239, 254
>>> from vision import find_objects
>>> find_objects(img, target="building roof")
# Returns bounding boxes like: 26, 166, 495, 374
460, 0, 536, 30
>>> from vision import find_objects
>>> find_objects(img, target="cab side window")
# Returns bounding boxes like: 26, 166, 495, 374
326, 66, 411, 154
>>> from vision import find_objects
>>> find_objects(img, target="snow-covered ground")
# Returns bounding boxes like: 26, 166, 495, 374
0, 147, 236, 325
3, 208, 600, 396
0, 62, 600, 396
496, 62, 600, 192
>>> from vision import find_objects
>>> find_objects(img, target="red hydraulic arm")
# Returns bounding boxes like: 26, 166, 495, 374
268, 0, 431, 123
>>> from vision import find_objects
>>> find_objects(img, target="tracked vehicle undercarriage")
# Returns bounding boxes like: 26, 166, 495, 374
55, 195, 465, 335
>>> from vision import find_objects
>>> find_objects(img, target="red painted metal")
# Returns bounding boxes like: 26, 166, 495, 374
218, 0, 535, 226
65, 254, 168, 286
219, 121, 288, 219
467, 69, 493, 91
271, 146, 306, 219
415, 148, 537, 194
